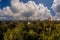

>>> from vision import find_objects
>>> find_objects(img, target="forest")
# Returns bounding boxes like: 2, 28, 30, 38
0, 20, 60, 40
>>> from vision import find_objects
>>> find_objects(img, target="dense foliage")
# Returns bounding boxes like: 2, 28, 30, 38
0, 21, 60, 40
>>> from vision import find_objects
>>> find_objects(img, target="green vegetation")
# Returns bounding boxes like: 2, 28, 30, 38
0, 21, 60, 40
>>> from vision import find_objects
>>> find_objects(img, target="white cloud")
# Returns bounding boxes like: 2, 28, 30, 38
29, 4, 52, 20
52, 0, 60, 20
0, 0, 52, 20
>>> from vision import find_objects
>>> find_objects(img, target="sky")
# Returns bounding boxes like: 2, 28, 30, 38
20, 0, 55, 16
0, 0, 60, 20
0, 0, 55, 16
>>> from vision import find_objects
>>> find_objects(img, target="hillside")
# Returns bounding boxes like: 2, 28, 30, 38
0, 21, 60, 40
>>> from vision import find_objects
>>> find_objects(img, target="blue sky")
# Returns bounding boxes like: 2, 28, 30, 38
0, 0, 55, 16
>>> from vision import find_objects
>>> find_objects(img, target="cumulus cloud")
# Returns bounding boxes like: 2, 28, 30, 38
0, 0, 52, 20
29, 4, 52, 20
52, 0, 60, 20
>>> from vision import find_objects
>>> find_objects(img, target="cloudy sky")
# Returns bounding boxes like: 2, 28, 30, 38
0, 0, 60, 20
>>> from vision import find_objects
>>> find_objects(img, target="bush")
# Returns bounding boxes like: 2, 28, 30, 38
0, 21, 60, 40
